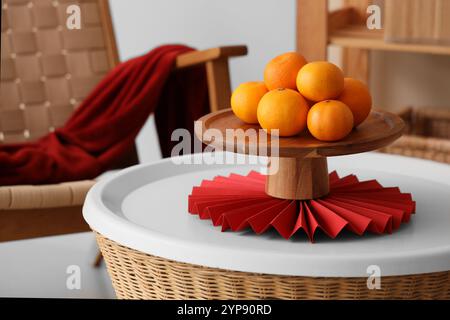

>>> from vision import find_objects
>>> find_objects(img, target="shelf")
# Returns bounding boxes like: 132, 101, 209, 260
329, 25, 450, 56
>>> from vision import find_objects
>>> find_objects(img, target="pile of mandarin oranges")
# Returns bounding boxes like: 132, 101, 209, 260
230, 52, 372, 141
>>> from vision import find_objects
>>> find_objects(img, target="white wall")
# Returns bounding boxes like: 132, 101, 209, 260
109, 0, 450, 163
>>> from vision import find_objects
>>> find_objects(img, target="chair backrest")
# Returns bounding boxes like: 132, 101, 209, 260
0, 0, 118, 143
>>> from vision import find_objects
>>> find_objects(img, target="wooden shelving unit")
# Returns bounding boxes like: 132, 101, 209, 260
296, 0, 450, 84
329, 25, 450, 56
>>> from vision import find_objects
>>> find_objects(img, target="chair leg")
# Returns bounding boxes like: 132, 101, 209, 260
93, 251, 103, 267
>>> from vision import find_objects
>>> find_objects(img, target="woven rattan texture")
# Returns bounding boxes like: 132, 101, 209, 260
1, 0, 114, 143
0, 179, 94, 209
95, 233, 450, 300
381, 107, 450, 164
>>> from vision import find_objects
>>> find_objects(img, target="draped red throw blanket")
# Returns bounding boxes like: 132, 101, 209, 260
0, 45, 209, 185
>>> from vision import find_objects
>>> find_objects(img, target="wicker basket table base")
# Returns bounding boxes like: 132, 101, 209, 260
96, 233, 450, 300
84, 153, 450, 300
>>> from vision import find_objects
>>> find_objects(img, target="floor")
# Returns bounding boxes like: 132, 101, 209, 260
0, 232, 115, 299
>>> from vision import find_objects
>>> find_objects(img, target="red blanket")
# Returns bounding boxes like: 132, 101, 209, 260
0, 45, 209, 185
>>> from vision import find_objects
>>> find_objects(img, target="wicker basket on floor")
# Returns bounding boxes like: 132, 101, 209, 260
96, 233, 450, 300
380, 107, 450, 164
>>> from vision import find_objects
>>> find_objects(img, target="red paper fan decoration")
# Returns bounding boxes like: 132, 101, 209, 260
188, 171, 415, 242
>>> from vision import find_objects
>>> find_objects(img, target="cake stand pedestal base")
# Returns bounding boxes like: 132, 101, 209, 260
266, 157, 329, 200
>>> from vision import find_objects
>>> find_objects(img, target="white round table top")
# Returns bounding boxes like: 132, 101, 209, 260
83, 152, 450, 277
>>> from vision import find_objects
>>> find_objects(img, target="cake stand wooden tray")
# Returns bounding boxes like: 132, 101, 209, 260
196, 109, 405, 200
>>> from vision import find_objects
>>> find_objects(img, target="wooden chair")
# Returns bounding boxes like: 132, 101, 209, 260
0, 0, 247, 241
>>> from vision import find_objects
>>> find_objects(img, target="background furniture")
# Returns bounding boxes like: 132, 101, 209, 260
84, 152, 450, 299
0, 0, 247, 241
297, 0, 450, 83
381, 107, 450, 164
384, 0, 450, 45
296, 0, 450, 164
1, 0, 122, 241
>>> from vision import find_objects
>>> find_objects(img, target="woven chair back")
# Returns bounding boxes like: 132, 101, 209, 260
1, 0, 118, 143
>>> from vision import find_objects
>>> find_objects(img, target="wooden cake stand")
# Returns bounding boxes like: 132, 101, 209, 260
196, 109, 405, 200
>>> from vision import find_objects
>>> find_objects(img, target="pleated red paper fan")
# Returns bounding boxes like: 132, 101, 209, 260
188, 171, 415, 242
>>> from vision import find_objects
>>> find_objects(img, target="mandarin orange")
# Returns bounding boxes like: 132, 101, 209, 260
264, 52, 307, 90
257, 88, 309, 137
307, 100, 354, 141
296, 61, 344, 102
231, 81, 268, 124
338, 78, 372, 127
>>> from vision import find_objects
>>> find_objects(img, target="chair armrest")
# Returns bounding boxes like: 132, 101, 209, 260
175, 45, 248, 69
175, 45, 247, 112
0, 180, 96, 210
